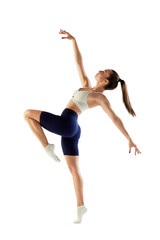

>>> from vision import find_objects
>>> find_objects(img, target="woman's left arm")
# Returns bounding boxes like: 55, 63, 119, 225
109, 117, 142, 155
99, 95, 142, 155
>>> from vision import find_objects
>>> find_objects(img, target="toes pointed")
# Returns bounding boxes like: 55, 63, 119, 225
74, 220, 81, 224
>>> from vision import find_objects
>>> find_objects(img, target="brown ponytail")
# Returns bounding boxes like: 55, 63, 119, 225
119, 79, 136, 117
103, 69, 136, 117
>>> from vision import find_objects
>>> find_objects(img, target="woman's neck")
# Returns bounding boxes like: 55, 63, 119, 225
91, 85, 104, 93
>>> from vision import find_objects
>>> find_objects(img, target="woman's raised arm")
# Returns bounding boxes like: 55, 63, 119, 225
59, 29, 81, 64
59, 29, 91, 87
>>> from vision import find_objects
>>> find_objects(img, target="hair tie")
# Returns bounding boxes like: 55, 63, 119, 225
119, 78, 124, 83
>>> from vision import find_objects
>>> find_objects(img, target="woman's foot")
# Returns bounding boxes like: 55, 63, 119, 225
45, 144, 61, 162
74, 205, 87, 224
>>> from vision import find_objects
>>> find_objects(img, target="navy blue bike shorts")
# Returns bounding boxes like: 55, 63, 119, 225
40, 108, 81, 156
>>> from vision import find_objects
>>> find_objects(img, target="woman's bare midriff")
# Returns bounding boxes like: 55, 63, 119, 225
65, 99, 82, 115
65, 89, 102, 116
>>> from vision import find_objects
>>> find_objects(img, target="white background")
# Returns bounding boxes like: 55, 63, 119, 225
0, 0, 160, 239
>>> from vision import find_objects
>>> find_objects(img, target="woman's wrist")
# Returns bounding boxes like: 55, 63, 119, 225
128, 137, 133, 142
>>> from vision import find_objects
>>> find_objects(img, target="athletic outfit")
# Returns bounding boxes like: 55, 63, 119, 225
40, 87, 103, 224
40, 87, 102, 156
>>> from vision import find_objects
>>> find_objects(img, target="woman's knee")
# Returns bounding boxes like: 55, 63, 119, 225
24, 109, 42, 122
24, 109, 30, 121
64, 155, 80, 173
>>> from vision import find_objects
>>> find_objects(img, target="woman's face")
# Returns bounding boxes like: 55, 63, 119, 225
95, 69, 112, 83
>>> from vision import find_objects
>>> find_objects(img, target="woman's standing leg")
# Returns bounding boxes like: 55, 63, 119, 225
64, 155, 87, 223
64, 155, 84, 206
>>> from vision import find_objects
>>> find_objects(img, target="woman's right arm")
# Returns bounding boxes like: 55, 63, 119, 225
59, 29, 82, 64
71, 38, 82, 65
59, 29, 91, 87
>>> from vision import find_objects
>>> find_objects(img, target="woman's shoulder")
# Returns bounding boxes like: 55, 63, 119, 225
95, 93, 110, 106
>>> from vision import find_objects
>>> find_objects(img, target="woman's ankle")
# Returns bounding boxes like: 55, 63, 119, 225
77, 202, 84, 207
43, 142, 49, 148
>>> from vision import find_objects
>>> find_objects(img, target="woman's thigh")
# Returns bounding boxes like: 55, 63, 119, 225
24, 109, 42, 122
40, 111, 77, 137
61, 125, 81, 156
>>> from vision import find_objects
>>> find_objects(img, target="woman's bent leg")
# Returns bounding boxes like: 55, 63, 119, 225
24, 109, 61, 162
24, 109, 48, 148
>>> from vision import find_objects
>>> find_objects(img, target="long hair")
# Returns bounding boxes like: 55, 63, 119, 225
104, 70, 136, 117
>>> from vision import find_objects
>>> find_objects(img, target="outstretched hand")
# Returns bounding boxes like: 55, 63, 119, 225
59, 29, 75, 40
128, 139, 142, 155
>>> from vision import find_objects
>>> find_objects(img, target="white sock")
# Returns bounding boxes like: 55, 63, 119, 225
45, 144, 61, 162
74, 205, 87, 224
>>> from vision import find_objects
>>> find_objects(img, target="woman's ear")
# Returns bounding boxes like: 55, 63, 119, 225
104, 79, 109, 84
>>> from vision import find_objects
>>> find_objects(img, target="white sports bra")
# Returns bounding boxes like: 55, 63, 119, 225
72, 87, 103, 112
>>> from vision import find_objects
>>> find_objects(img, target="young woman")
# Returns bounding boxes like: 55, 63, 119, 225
24, 29, 141, 224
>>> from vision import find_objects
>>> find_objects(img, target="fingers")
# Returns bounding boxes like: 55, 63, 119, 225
136, 146, 142, 154
59, 29, 67, 34
59, 30, 69, 39
129, 145, 142, 155
135, 147, 142, 155
137, 149, 142, 154
59, 30, 68, 39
